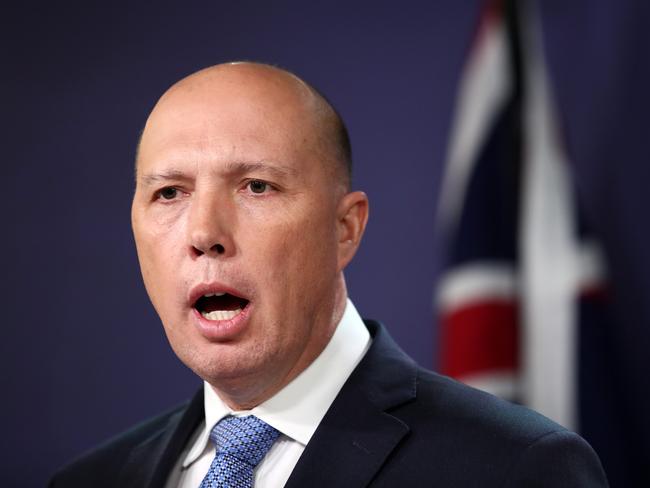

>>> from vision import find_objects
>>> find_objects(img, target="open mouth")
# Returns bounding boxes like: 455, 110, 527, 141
194, 292, 249, 321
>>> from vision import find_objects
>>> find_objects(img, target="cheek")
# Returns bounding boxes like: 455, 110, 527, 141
255, 211, 338, 297
136, 204, 187, 258
133, 211, 188, 310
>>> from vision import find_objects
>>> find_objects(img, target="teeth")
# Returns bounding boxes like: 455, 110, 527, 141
204, 292, 226, 297
201, 308, 242, 321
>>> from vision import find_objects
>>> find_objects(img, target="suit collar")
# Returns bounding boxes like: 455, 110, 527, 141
285, 320, 418, 488
117, 389, 204, 488
351, 320, 418, 411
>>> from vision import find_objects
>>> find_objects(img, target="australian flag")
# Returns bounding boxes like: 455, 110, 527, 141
435, 0, 647, 486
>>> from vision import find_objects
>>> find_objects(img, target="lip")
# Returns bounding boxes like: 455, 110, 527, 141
188, 282, 252, 341
188, 282, 250, 307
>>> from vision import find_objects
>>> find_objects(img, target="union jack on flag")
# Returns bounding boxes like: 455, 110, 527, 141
435, 0, 607, 431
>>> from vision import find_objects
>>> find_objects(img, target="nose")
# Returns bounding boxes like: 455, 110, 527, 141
187, 190, 236, 259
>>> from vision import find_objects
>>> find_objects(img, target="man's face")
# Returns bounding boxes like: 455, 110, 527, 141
132, 67, 354, 406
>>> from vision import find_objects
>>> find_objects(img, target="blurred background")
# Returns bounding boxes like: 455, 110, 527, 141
3, 0, 649, 486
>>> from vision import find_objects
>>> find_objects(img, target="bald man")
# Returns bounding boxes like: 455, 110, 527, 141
50, 63, 608, 487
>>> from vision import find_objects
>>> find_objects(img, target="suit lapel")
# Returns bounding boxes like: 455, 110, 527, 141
285, 321, 418, 488
117, 389, 204, 488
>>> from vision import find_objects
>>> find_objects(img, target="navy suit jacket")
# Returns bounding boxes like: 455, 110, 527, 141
50, 321, 609, 487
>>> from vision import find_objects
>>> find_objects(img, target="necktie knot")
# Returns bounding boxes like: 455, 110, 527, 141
210, 415, 280, 468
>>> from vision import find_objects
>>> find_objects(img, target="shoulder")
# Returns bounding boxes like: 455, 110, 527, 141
410, 369, 608, 486
357, 321, 608, 486
412, 368, 560, 440
49, 401, 190, 488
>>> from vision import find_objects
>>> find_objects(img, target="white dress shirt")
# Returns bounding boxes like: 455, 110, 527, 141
166, 298, 371, 488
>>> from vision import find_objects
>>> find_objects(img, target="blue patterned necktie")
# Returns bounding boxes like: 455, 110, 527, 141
199, 415, 281, 488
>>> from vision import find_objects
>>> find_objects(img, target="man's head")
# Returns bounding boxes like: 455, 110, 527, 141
131, 62, 368, 409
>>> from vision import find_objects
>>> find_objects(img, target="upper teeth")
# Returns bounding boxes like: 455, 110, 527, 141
204, 292, 226, 297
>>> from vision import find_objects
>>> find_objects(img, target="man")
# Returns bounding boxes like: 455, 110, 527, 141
50, 62, 608, 487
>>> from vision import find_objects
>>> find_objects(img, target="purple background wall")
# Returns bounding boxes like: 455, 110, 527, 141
5, 1, 650, 486
4, 2, 478, 486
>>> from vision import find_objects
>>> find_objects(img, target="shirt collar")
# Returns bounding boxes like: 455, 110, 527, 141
182, 298, 370, 468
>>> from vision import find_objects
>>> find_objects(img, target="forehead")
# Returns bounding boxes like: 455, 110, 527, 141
138, 70, 322, 175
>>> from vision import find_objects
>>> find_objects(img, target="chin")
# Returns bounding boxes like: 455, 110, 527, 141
178, 340, 269, 384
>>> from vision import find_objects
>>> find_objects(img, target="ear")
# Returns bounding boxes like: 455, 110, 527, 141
336, 191, 369, 271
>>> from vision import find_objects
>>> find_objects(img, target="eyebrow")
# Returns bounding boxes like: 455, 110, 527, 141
138, 160, 297, 187
224, 160, 298, 179
138, 169, 192, 187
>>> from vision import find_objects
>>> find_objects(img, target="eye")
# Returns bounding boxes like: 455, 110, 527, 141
248, 180, 268, 194
158, 187, 178, 200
